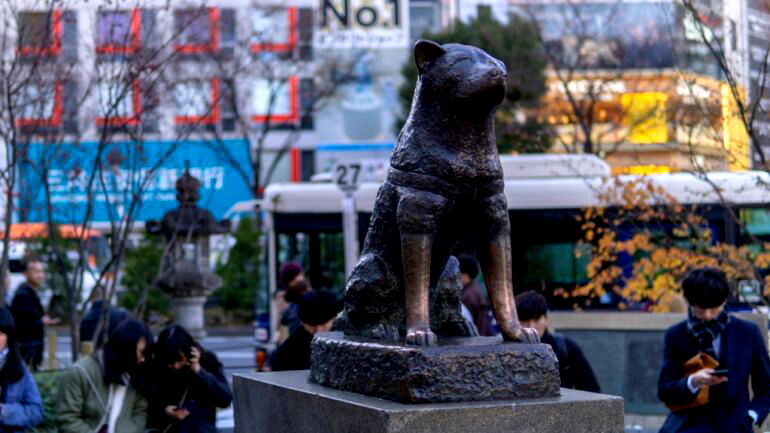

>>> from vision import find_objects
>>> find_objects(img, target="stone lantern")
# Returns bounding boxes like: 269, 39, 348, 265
146, 168, 230, 339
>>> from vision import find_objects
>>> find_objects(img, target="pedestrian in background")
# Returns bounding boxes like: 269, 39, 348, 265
458, 256, 493, 336
56, 319, 153, 433
79, 286, 133, 348
271, 291, 341, 371
275, 262, 312, 342
0, 307, 43, 432
515, 290, 601, 393
10, 258, 56, 370
658, 267, 770, 432
147, 324, 231, 433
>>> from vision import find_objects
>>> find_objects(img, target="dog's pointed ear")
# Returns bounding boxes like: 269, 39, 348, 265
414, 40, 445, 74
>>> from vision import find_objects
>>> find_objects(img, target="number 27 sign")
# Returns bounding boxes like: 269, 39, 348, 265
334, 163, 362, 193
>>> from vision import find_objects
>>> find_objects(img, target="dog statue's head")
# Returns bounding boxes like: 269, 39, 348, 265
413, 40, 507, 108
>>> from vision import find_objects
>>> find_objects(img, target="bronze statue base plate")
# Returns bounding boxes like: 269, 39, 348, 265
309, 332, 560, 403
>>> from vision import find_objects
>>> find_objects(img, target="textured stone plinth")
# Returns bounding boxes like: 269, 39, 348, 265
309, 332, 560, 403
233, 371, 625, 433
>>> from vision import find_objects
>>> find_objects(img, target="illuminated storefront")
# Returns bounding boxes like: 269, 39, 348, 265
536, 71, 750, 172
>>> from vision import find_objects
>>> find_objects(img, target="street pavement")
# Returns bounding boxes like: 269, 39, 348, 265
48, 332, 256, 433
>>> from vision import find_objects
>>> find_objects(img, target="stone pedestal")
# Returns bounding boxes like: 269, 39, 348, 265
172, 296, 207, 339
310, 332, 560, 403
233, 371, 625, 433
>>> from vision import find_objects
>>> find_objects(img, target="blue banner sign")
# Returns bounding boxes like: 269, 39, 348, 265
20, 139, 253, 224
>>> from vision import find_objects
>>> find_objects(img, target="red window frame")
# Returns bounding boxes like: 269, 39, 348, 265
18, 10, 62, 57
16, 81, 63, 127
96, 9, 141, 55
252, 76, 299, 124
175, 8, 219, 54
250, 7, 298, 53
96, 80, 142, 127
175, 78, 221, 125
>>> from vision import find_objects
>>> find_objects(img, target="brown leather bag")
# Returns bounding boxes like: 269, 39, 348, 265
666, 352, 719, 412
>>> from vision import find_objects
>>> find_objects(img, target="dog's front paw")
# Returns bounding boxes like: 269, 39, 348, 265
405, 327, 438, 346
501, 326, 540, 344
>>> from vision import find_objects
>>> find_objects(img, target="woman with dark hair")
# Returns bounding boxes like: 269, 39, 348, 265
0, 307, 43, 432
147, 325, 231, 433
56, 319, 153, 433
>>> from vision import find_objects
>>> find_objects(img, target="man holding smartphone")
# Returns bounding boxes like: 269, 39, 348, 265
658, 267, 770, 432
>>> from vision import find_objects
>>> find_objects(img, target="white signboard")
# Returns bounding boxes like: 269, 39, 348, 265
315, 0, 409, 48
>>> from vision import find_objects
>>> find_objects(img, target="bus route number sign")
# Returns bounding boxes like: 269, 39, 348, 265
334, 163, 362, 193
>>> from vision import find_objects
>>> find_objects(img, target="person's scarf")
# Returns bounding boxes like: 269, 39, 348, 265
687, 307, 729, 359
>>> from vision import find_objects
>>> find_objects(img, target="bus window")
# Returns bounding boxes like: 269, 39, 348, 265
276, 231, 346, 293
523, 242, 590, 285
740, 208, 770, 237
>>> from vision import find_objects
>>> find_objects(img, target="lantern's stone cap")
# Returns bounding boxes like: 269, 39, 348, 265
146, 168, 230, 237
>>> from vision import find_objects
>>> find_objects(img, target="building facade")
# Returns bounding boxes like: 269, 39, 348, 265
3, 0, 333, 227
449, 0, 750, 173
0, 0, 436, 229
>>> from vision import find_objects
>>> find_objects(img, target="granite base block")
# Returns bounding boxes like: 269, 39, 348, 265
233, 371, 625, 433
310, 332, 560, 403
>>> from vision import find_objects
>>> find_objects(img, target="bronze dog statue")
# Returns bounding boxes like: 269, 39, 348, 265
335, 40, 538, 346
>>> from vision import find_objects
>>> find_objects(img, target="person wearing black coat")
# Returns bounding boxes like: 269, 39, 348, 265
540, 330, 601, 392
658, 268, 770, 433
270, 291, 341, 372
79, 299, 132, 347
147, 325, 232, 433
10, 259, 49, 370
515, 290, 601, 393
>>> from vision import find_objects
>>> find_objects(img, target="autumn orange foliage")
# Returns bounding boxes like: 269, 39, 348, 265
575, 176, 770, 312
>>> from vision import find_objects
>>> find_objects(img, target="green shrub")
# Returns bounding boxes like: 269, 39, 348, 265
119, 236, 171, 319
215, 218, 261, 320
30, 370, 60, 433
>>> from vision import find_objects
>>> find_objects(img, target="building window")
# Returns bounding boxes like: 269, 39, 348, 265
96, 9, 141, 54
96, 80, 142, 126
251, 7, 297, 53
409, 2, 439, 41
175, 8, 219, 53
18, 11, 62, 56
17, 81, 63, 127
174, 79, 220, 124
251, 77, 299, 124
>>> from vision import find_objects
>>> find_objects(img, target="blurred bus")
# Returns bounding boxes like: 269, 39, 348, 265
260, 155, 770, 340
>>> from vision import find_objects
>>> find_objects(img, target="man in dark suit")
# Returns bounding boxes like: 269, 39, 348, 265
658, 267, 770, 432
10, 258, 53, 370
515, 290, 600, 392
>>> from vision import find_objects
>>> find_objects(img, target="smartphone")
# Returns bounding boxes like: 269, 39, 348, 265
711, 369, 729, 377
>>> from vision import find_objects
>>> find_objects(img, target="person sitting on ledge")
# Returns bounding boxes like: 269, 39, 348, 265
658, 267, 770, 433
515, 290, 600, 393
270, 291, 341, 372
